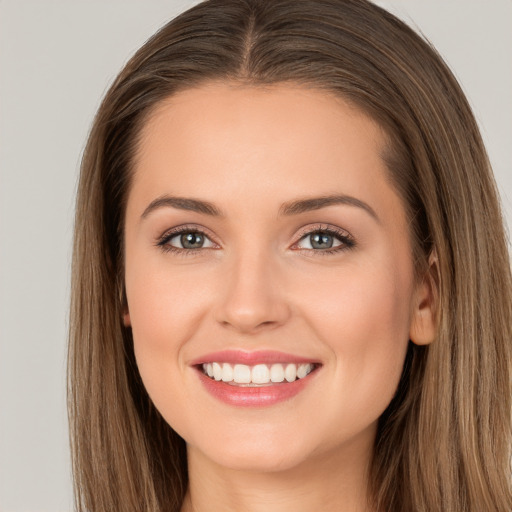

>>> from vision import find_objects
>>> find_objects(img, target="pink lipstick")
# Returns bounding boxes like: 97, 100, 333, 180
191, 350, 321, 407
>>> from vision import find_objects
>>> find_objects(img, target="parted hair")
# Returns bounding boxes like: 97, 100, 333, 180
68, 0, 512, 510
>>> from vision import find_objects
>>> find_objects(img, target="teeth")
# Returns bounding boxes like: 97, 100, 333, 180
270, 363, 285, 383
297, 363, 311, 379
221, 363, 233, 382
233, 364, 251, 384
201, 362, 315, 385
212, 362, 222, 381
251, 364, 270, 384
284, 363, 297, 382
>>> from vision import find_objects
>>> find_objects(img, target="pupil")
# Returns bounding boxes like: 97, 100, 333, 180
181, 232, 204, 249
311, 233, 333, 249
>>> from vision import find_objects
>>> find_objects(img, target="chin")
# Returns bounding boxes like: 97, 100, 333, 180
203, 444, 309, 473
187, 425, 316, 473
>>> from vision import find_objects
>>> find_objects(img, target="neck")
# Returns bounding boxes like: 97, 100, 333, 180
181, 433, 374, 512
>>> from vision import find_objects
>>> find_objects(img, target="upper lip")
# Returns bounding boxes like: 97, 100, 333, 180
189, 350, 321, 366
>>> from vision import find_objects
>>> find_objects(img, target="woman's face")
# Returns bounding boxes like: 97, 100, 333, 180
123, 83, 434, 472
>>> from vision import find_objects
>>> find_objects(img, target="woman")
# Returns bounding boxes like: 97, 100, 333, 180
68, 0, 512, 510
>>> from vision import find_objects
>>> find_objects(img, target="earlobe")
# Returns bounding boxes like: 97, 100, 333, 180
409, 250, 438, 346
119, 280, 131, 327
123, 308, 131, 327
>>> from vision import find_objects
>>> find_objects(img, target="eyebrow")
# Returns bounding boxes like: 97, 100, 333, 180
279, 194, 379, 222
141, 193, 379, 222
141, 195, 223, 218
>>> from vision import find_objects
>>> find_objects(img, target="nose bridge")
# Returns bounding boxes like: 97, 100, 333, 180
215, 242, 290, 333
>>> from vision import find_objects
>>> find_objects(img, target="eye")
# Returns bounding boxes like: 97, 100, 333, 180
298, 232, 340, 250
171, 231, 212, 249
157, 227, 216, 253
294, 226, 355, 253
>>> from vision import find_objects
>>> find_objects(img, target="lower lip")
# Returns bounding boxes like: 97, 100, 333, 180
196, 369, 317, 407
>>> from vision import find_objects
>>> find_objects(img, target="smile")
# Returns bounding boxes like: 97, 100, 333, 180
201, 362, 316, 386
192, 351, 321, 407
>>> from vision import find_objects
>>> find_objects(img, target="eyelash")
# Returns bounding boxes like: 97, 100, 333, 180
155, 224, 356, 257
156, 224, 215, 257
293, 224, 356, 255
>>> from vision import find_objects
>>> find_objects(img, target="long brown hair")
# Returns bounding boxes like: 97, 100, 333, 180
68, 1, 512, 510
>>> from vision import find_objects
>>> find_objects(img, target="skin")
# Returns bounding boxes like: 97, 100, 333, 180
123, 82, 436, 512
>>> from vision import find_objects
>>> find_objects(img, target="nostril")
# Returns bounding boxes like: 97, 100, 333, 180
215, 299, 291, 334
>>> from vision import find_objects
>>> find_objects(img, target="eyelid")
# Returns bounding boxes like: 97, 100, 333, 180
155, 222, 356, 255
291, 223, 356, 252
156, 224, 220, 252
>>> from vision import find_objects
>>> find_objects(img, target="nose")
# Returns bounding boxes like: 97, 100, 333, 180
214, 248, 291, 334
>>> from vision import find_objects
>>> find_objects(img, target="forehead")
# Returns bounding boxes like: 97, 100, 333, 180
134, 83, 387, 171
129, 82, 401, 223
137, 82, 386, 150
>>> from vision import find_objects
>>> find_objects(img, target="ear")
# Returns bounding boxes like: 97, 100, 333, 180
119, 279, 131, 327
409, 250, 438, 346
123, 307, 131, 327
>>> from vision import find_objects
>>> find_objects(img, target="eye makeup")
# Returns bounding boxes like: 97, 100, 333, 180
155, 222, 356, 257
291, 223, 356, 255
155, 223, 219, 257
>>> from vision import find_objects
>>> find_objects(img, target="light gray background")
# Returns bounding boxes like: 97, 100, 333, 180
0, 1, 510, 511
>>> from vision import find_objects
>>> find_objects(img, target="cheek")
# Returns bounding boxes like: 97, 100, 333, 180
129, 273, 208, 346
124, 259, 214, 404
295, 258, 413, 418
125, 239, 217, 338
299, 254, 413, 338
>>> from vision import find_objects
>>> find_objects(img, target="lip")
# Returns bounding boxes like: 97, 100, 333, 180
196, 369, 318, 407
189, 349, 319, 366
190, 350, 321, 407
